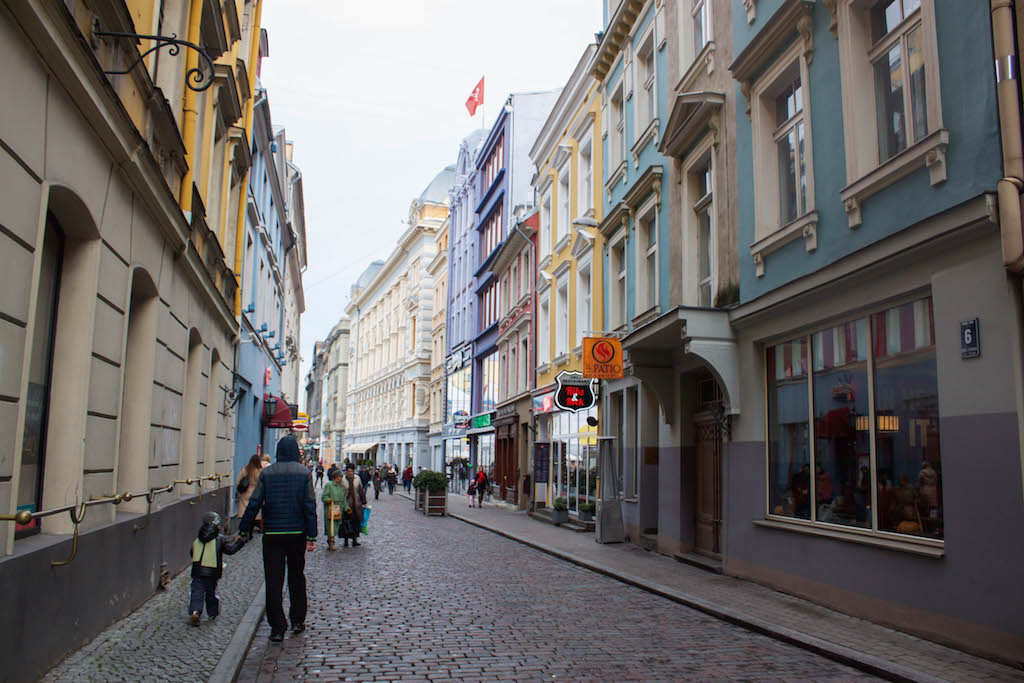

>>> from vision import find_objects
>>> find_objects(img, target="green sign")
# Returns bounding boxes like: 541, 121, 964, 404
471, 414, 492, 429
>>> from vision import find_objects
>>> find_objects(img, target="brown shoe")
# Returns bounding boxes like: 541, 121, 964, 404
190, 612, 200, 627
327, 538, 336, 551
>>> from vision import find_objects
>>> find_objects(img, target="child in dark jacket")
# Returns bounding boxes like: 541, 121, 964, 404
189, 512, 245, 626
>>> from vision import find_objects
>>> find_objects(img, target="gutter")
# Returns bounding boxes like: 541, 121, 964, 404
992, 0, 1024, 270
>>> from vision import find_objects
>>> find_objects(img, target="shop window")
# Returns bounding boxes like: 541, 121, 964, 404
765, 296, 942, 540
17, 215, 64, 537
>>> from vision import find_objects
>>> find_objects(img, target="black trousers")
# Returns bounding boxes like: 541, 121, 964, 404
262, 534, 307, 634
188, 576, 219, 617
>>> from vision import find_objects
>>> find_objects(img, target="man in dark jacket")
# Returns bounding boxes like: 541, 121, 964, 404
358, 465, 371, 489
239, 435, 317, 641
189, 512, 244, 626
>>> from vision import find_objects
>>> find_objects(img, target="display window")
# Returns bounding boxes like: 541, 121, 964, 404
765, 296, 942, 541
548, 406, 598, 514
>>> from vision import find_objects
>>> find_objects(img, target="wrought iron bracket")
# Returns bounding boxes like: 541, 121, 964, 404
710, 401, 732, 440
94, 30, 214, 91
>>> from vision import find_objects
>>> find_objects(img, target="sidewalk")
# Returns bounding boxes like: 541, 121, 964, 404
422, 491, 1022, 683
42, 533, 265, 683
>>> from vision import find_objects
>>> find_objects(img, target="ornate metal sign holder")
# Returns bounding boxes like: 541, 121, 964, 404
94, 30, 215, 92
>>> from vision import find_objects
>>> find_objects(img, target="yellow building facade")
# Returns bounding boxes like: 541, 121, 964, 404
529, 45, 605, 514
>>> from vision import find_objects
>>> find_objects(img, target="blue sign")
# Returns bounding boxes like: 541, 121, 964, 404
960, 319, 980, 359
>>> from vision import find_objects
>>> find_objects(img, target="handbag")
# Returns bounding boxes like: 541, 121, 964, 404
236, 475, 249, 496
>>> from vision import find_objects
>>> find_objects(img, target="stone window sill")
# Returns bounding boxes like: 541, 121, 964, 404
754, 518, 944, 558
840, 129, 949, 229
537, 362, 551, 375
606, 160, 627, 195
554, 234, 571, 255
676, 41, 716, 94
631, 304, 661, 329
552, 352, 570, 367
750, 210, 818, 277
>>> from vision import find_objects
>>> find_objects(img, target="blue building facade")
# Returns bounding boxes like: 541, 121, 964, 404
723, 0, 1024, 661
233, 86, 293, 487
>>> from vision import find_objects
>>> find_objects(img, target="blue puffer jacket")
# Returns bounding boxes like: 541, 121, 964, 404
239, 436, 316, 539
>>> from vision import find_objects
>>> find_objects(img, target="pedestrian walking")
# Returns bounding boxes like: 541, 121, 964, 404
358, 465, 371, 491
402, 465, 413, 493
386, 466, 397, 495
321, 468, 345, 551
315, 462, 324, 488
476, 469, 489, 508
239, 435, 317, 642
467, 479, 477, 507
235, 454, 264, 532
188, 512, 244, 627
339, 463, 366, 547
372, 468, 383, 500
327, 462, 339, 482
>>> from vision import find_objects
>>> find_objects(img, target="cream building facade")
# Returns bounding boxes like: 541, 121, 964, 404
344, 165, 454, 468
319, 317, 351, 462
427, 217, 449, 472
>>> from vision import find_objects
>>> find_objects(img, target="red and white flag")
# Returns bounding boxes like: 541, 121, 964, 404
466, 76, 484, 116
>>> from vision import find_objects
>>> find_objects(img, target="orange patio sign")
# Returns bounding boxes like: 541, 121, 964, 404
582, 337, 623, 379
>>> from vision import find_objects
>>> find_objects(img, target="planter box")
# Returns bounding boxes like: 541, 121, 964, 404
414, 487, 424, 511
424, 489, 447, 516
551, 509, 569, 525
578, 510, 594, 522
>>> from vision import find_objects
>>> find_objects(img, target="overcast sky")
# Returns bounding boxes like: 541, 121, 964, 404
259, 0, 604, 409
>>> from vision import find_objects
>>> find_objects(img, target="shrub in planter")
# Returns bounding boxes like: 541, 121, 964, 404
551, 497, 569, 525
414, 470, 449, 516
413, 470, 449, 492
578, 501, 595, 521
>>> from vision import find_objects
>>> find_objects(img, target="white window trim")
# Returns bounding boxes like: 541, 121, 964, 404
678, 0, 715, 92
836, 0, 946, 228
683, 133, 717, 307
538, 291, 551, 366
608, 228, 629, 330
556, 156, 572, 250
576, 254, 593, 348
577, 131, 595, 217
748, 40, 817, 276
540, 185, 553, 260
633, 197, 659, 319
555, 279, 569, 358
633, 21, 658, 143
607, 82, 627, 195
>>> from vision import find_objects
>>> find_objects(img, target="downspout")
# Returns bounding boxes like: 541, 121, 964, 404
991, 0, 1024, 511
234, 0, 264, 317
178, 0, 204, 213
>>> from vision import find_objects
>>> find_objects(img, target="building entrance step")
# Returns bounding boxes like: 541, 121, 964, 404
673, 551, 723, 574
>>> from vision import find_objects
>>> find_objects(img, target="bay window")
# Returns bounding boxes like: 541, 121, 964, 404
766, 296, 942, 541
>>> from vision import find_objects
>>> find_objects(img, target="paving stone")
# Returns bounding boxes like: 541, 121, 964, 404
239, 491, 876, 681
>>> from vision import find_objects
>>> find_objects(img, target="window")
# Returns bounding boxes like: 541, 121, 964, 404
611, 237, 627, 328
481, 352, 499, 412
481, 210, 502, 260
871, 0, 927, 161
636, 208, 658, 314
610, 85, 625, 170
775, 76, 807, 226
692, 0, 709, 56
636, 31, 657, 134
482, 134, 504, 190
538, 293, 551, 365
577, 262, 592, 347
521, 337, 530, 391
511, 262, 519, 303
540, 192, 552, 259
766, 296, 942, 540
749, 41, 816, 243
556, 281, 568, 357
509, 344, 517, 396
578, 136, 593, 214
557, 163, 570, 245
18, 215, 64, 537
836, 0, 944, 221
693, 159, 714, 306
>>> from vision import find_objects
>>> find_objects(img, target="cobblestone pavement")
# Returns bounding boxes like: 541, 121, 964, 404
239, 492, 874, 682
43, 530, 264, 682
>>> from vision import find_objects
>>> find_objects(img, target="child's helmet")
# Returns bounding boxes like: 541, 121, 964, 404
201, 511, 221, 526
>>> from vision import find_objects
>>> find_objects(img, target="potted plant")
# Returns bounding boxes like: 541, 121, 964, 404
578, 501, 596, 522
414, 470, 449, 516
551, 497, 569, 525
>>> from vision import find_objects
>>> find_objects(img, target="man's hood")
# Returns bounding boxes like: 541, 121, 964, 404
276, 435, 301, 463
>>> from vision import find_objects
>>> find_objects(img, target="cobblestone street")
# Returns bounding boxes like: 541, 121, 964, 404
43, 530, 265, 682
240, 492, 874, 682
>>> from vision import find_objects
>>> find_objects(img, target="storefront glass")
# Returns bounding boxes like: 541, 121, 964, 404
447, 367, 471, 424
549, 406, 598, 514
766, 296, 942, 540
481, 353, 498, 413
445, 437, 470, 492
477, 433, 495, 476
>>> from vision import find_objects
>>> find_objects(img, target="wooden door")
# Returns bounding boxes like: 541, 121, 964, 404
694, 418, 722, 558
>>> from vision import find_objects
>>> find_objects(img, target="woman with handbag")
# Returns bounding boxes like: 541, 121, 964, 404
234, 454, 263, 532
339, 463, 366, 548
322, 468, 346, 550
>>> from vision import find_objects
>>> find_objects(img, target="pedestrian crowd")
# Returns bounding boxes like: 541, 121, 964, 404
186, 437, 413, 642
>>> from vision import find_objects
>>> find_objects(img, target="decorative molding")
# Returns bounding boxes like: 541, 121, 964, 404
744, 0, 757, 24
622, 165, 664, 210
631, 118, 661, 168
823, 0, 838, 36
839, 130, 949, 228
797, 15, 814, 64
740, 82, 752, 119
605, 160, 628, 197
749, 211, 818, 277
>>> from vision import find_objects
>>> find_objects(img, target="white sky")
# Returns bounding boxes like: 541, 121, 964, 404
259, 0, 604, 409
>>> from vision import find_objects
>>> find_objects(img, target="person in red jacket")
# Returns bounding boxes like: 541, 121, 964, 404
476, 469, 489, 508
402, 465, 414, 493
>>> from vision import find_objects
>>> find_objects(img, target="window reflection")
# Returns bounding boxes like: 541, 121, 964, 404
767, 337, 810, 520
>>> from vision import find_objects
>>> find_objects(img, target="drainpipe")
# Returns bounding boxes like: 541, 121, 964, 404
992, 0, 1024, 270
234, 0, 264, 317
178, 0, 204, 212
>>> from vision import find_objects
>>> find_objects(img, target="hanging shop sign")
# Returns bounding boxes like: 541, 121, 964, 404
554, 370, 598, 413
453, 410, 470, 429
582, 337, 623, 379
471, 414, 492, 429
531, 391, 556, 414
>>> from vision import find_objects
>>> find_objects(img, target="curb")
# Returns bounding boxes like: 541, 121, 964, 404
209, 581, 266, 683
443, 507, 944, 683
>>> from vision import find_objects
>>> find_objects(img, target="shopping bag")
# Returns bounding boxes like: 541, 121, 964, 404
361, 506, 371, 534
